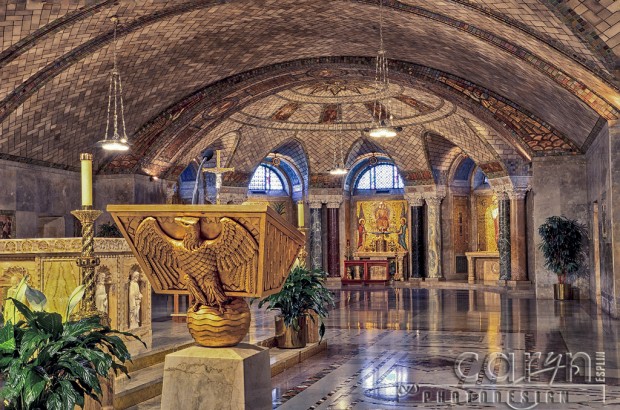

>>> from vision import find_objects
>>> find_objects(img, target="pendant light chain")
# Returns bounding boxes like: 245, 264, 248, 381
368, 0, 401, 138
97, 16, 130, 151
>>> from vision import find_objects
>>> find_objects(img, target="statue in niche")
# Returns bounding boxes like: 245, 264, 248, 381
95, 270, 108, 314
129, 270, 142, 329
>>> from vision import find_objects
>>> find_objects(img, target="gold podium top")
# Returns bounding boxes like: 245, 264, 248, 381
108, 204, 304, 298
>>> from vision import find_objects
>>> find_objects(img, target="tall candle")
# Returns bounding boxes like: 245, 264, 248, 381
297, 200, 304, 228
80, 153, 93, 207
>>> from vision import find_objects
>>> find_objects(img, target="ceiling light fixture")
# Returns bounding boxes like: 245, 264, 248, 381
96, 16, 130, 152
367, 0, 402, 139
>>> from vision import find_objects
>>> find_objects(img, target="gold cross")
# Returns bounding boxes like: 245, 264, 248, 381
202, 150, 235, 204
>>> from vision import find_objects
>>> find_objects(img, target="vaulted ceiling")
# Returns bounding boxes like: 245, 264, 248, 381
0, 0, 618, 183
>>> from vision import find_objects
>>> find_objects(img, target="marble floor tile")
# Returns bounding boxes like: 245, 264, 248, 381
133, 287, 620, 409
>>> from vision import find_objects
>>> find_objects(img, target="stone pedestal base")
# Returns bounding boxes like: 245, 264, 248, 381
425, 277, 446, 282
161, 344, 271, 410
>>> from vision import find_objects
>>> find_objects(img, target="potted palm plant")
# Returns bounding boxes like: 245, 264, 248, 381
257, 265, 334, 348
538, 216, 588, 300
0, 279, 143, 409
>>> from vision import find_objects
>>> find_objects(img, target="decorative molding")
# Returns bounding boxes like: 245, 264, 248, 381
0, 238, 130, 255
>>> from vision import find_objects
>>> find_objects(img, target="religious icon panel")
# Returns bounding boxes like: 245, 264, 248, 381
355, 200, 408, 253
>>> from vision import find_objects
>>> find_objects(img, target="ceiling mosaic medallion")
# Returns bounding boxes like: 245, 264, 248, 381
202, 99, 238, 120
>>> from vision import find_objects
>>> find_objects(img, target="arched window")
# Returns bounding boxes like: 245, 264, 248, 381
249, 164, 285, 192
355, 164, 404, 190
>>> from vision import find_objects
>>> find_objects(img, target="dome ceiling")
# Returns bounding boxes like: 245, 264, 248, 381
234, 79, 448, 130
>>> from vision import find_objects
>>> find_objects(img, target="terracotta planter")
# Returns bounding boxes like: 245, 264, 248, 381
553, 283, 572, 300
275, 315, 307, 348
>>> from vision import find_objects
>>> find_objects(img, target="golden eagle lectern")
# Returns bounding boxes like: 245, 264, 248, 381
108, 204, 304, 347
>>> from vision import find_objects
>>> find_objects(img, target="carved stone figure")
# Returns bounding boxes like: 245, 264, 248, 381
129, 270, 142, 329
95, 270, 108, 314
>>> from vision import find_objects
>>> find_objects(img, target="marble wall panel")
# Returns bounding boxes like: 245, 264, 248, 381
532, 155, 589, 299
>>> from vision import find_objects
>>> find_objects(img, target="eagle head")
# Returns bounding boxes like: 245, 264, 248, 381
174, 217, 201, 248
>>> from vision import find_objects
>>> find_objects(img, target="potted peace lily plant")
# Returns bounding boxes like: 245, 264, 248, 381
257, 265, 334, 348
0, 277, 143, 410
538, 216, 588, 300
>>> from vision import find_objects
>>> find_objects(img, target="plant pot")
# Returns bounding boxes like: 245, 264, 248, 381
305, 310, 320, 344
553, 283, 572, 300
275, 315, 307, 348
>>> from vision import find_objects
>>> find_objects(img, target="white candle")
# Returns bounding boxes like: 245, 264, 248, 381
80, 153, 93, 207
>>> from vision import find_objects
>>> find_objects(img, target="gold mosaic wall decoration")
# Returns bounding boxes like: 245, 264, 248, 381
476, 195, 498, 252
452, 196, 470, 254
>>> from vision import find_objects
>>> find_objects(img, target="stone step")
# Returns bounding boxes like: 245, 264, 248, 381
116, 339, 327, 409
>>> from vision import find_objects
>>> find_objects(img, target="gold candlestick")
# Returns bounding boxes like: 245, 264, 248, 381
72, 152, 108, 324
71, 208, 107, 323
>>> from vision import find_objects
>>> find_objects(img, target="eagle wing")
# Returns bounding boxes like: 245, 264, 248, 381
210, 217, 258, 294
134, 217, 182, 291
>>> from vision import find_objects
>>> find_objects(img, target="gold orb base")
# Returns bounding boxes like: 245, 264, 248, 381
187, 298, 251, 347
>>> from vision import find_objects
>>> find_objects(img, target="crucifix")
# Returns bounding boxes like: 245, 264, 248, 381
202, 150, 235, 204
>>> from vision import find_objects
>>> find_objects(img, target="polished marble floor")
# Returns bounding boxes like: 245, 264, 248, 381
132, 287, 620, 409
271, 287, 620, 409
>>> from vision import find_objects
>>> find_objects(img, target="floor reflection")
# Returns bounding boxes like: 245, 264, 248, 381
272, 287, 620, 409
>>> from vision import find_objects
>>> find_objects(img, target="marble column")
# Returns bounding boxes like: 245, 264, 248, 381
425, 196, 444, 280
409, 197, 425, 279
310, 203, 323, 271
498, 191, 511, 281
510, 188, 529, 281
326, 203, 340, 278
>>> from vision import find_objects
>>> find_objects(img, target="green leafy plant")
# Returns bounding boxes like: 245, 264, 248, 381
538, 216, 588, 284
0, 285, 143, 410
96, 222, 122, 238
256, 266, 334, 340
269, 202, 286, 216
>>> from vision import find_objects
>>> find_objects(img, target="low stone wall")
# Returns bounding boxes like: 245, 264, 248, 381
0, 238, 152, 354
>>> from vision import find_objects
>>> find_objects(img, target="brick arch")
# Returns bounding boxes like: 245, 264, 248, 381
1, 0, 616, 126
1, 2, 618, 173
99, 57, 587, 181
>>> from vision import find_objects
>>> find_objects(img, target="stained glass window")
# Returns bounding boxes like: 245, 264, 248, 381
249, 165, 285, 192
355, 164, 403, 190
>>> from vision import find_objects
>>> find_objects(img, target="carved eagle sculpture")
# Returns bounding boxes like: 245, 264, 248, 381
134, 216, 258, 312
